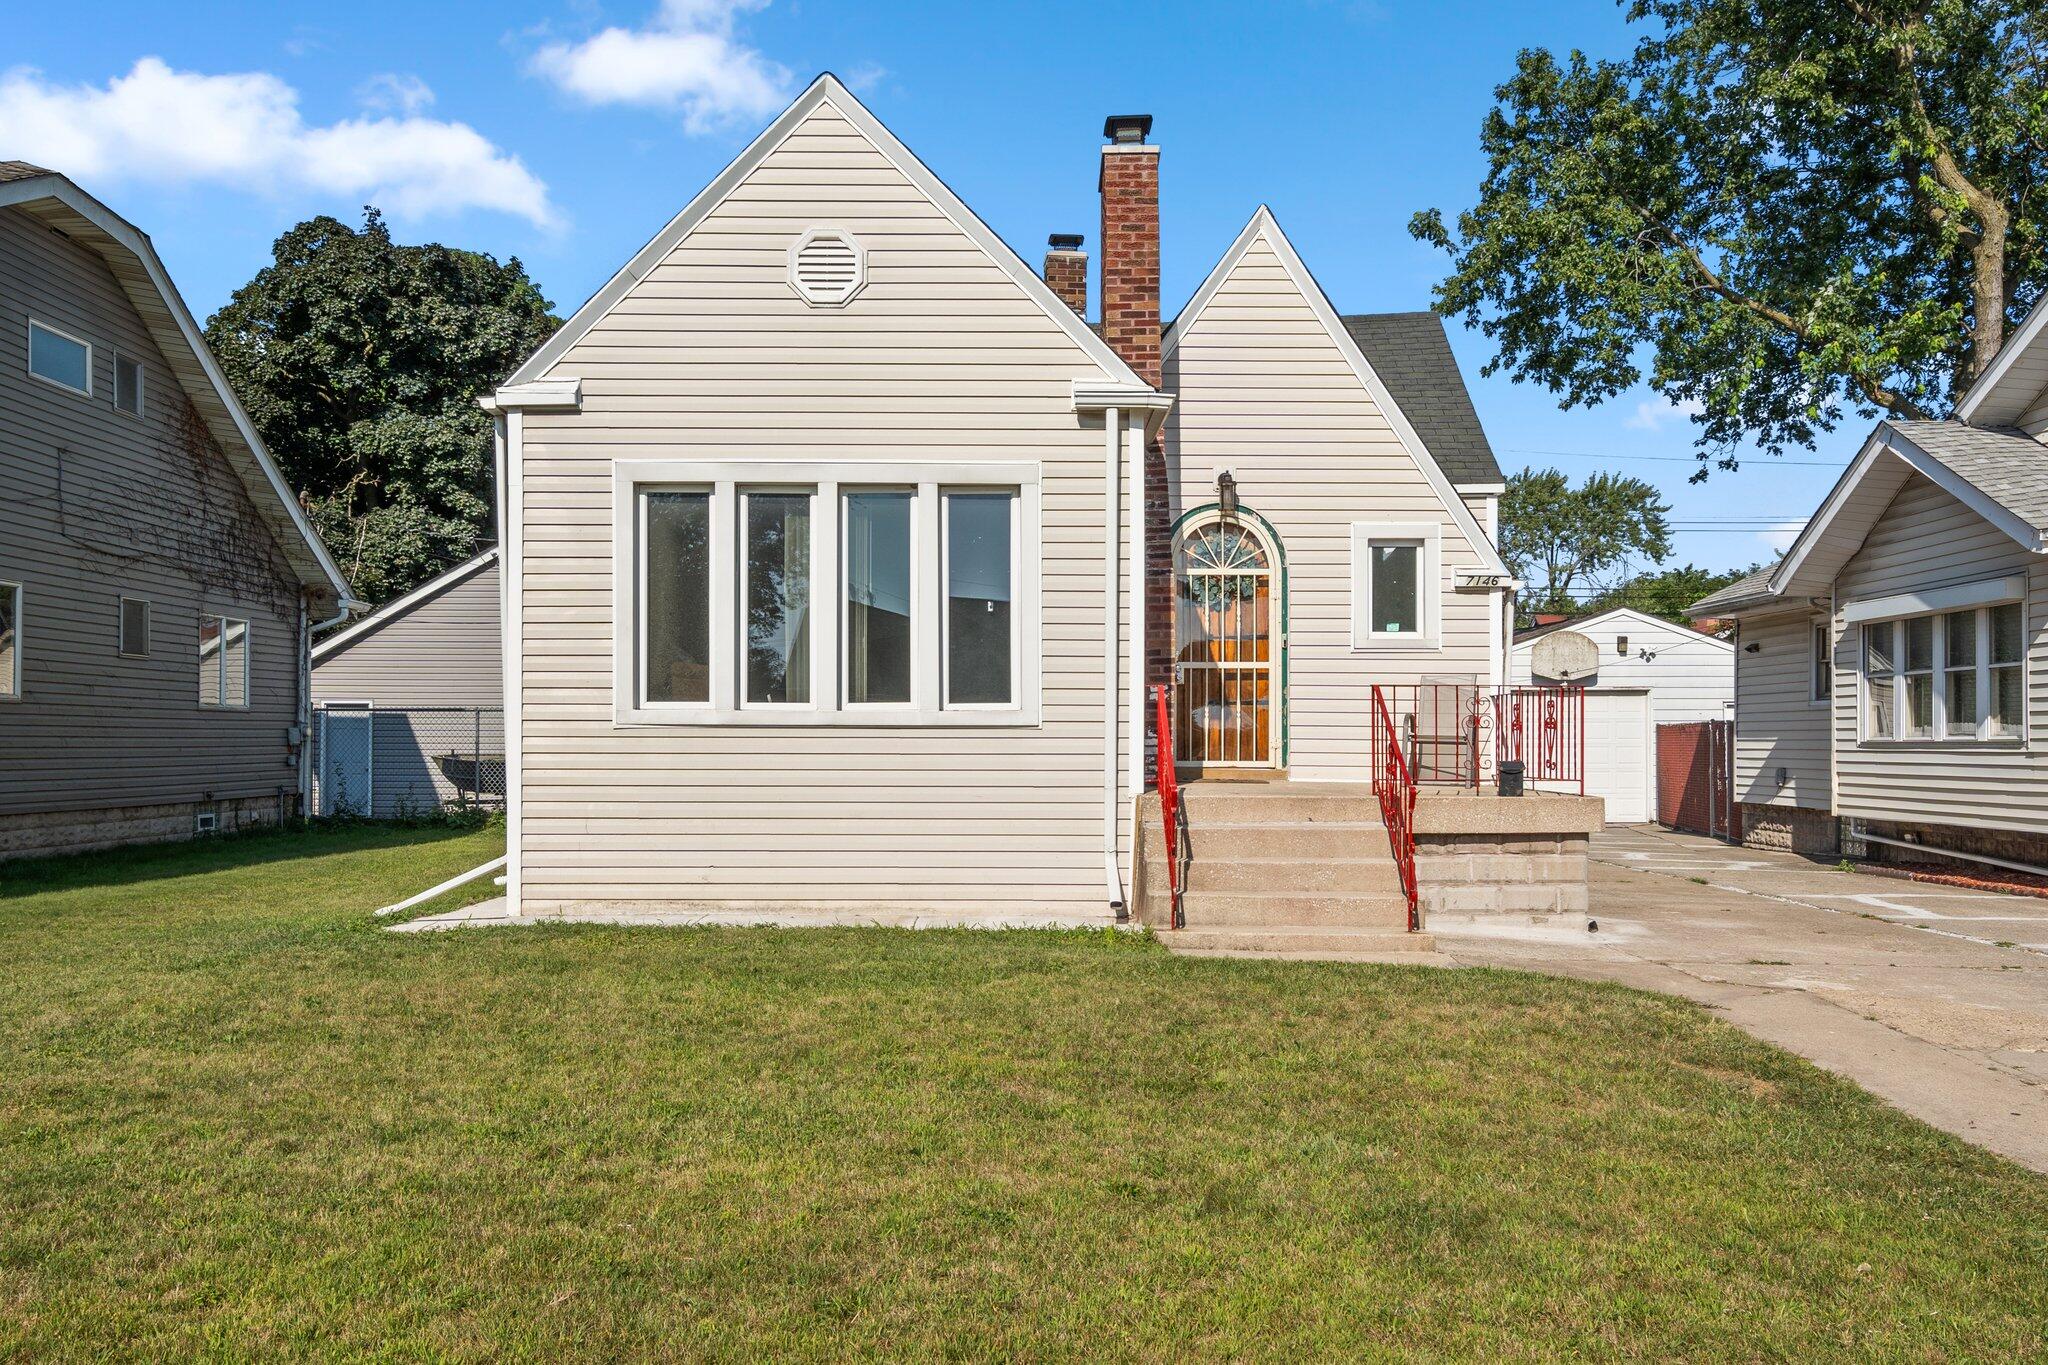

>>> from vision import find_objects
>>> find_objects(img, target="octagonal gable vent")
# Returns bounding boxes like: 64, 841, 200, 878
789, 228, 866, 306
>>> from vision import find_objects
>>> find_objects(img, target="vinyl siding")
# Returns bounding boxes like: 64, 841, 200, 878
1831, 472, 2048, 832
0, 205, 303, 816
1164, 234, 1496, 780
1510, 613, 1732, 724
1732, 612, 1831, 809
313, 558, 501, 709
2014, 383, 2048, 439
513, 102, 1132, 914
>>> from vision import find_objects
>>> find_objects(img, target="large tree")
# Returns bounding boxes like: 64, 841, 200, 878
206, 210, 560, 603
1502, 468, 1672, 619
1412, 0, 2046, 467
1584, 562, 1760, 627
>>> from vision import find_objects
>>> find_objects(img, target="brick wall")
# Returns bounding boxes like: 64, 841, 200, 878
1043, 246, 1086, 316
1739, 803, 1839, 856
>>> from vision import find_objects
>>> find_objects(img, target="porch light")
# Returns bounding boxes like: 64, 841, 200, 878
1216, 469, 1239, 518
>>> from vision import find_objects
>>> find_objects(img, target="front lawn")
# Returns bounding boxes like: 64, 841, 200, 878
1, 824, 2043, 1359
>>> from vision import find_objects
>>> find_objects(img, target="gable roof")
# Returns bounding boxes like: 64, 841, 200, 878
1163, 206, 1511, 578
0, 166, 353, 610
1686, 562, 1783, 618
1339, 312, 1502, 486
1771, 419, 2048, 598
313, 547, 497, 662
1955, 292, 2048, 427
503, 73, 1152, 394
1513, 605, 1732, 650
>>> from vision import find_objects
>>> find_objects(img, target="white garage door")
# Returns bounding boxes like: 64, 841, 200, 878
1582, 690, 1651, 824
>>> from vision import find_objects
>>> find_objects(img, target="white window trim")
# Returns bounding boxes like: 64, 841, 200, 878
113, 352, 145, 418
198, 614, 251, 710
1809, 619, 1831, 706
612, 459, 1041, 727
1858, 602, 2027, 748
0, 581, 20, 702
118, 596, 152, 658
1349, 522, 1441, 650
940, 489, 1025, 711
27, 318, 92, 398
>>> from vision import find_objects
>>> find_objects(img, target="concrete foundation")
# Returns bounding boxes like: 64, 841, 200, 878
1412, 791, 1603, 923
0, 793, 294, 861
1858, 818, 2048, 876
1739, 803, 1840, 857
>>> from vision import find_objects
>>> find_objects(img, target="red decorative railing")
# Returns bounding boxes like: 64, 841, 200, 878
1150, 684, 1185, 929
1494, 686, 1587, 794
1369, 685, 1421, 931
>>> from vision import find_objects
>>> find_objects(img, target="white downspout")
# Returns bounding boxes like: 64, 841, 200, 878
1103, 407, 1125, 911
1128, 413, 1146, 798
499, 409, 523, 916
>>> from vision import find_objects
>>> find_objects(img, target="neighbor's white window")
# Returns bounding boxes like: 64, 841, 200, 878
114, 353, 143, 416
1811, 621, 1832, 702
0, 582, 20, 700
1861, 603, 2025, 743
198, 615, 249, 708
28, 320, 91, 396
1350, 523, 1439, 647
119, 597, 151, 657
619, 461, 1039, 726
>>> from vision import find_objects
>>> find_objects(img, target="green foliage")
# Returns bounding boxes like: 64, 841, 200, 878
1585, 561, 1762, 626
1413, 0, 2047, 466
1502, 467, 1672, 616
205, 209, 560, 603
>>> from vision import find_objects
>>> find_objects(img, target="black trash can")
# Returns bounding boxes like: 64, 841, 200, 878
1498, 759, 1525, 797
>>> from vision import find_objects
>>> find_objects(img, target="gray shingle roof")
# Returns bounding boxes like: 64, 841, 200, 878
1341, 312, 1503, 486
0, 162, 54, 183
1687, 562, 1783, 618
1887, 420, 2048, 532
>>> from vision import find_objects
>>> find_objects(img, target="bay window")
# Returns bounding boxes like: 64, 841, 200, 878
1860, 601, 2027, 743
616, 461, 1039, 725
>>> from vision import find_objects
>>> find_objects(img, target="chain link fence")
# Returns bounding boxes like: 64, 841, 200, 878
309, 705, 505, 819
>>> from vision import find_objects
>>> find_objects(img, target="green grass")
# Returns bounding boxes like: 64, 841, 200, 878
2, 825, 2045, 1360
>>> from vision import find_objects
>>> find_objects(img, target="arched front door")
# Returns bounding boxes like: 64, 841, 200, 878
1173, 514, 1282, 767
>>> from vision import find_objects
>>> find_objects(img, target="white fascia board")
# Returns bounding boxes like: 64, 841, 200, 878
0, 177, 354, 607
1454, 482, 1507, 495
1072, 381, 1174, 433
1165, 206, 1511, 579
312, 546, 500, 660
492, 377, 583, 412
1841, 574, 2028, 624
1771, 423, 2044, 598
503, 73, 1154, 395
1954, 292, 2048, 425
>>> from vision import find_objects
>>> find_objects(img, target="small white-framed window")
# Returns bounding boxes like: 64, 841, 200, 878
639, 489, 712, 707
740, 488, 815, 708
1862, 622, 1895, 739
1988, 602, 2025, 739
0, 582, 20, 701
1859, 601, 2027, 744
199, 615, 249, 708
844, 489, 915, 708
27, 319, 91, 396
114, 353, 144, 416
1349, 523, 1439, 647
941, 489, 1019, 708
119, 596, 151, 658
1811, 621, 1832, 703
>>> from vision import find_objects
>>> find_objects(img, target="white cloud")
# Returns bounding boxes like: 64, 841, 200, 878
0, 58, 555, 227
1626, 394, 1705, 431
530, 0, 792, 132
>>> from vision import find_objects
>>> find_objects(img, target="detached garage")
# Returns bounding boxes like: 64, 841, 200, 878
1510, 607, 1734, 826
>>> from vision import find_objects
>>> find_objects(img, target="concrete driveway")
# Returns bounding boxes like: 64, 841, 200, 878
1437, 825, 2048, 1174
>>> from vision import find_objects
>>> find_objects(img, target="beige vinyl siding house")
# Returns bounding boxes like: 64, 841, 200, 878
1733, 611, 1832, 815
0, 165, 350, 857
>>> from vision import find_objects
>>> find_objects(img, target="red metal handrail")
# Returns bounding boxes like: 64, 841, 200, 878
1370, 685, 1421, 931
1493, 686, 1586, 794
1150, 684, 1184, 929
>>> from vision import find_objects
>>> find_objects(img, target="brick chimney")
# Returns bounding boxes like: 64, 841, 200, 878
1098, 115, 1159, 386
1044, 234, 1087, 316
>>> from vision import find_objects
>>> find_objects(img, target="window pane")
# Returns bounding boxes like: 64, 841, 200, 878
29, 322, 88, 393
1903, 672, 1933, 739
1904, 616, 1933, 672
222, 620, 248, 707
1991, 602, 2023, 665
115, 355, 142, 414
1989, 665, 2024, 738
1945, 668, 1976, 732
845, 491, 912, 704
0, 586, 16, 699
1868, 676, 1895, 740
1370, 543, 1420, 635
1862, 623, 1893, 676
645, 491, 711, 703
745, 493, 812, 704
121, 599, 150, 656
946, 492, 1013, 705
1944, 611, 1976, 668
199, 617, 220, 704
1813, 625, 1831, 699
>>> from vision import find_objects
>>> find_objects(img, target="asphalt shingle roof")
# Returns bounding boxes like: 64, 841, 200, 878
0, 162, 54, 183
1341, 312, 1503, 486
1687, 562, 1783, 618
1888, 420, 2048, 532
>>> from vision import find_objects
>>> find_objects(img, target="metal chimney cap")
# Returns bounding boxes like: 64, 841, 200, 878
1047, 233, 1084, 252
1103, 115, 1153, 144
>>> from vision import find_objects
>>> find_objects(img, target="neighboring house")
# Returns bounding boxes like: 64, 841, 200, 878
1691, 319, 2048, 868
310, 548, 502, 817
482, 76, 1516, 920
0, 163, 352, 859
1508, 607, 1734, 823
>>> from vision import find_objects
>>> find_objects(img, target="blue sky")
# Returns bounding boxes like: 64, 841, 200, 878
5, 0, 1861, 578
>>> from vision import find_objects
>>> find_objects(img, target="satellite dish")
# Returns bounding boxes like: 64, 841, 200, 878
1531, 629, 1599, 682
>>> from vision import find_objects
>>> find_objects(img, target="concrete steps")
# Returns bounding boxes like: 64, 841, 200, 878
1176, 890, 1411, 929
1156, 926, 1437, 958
